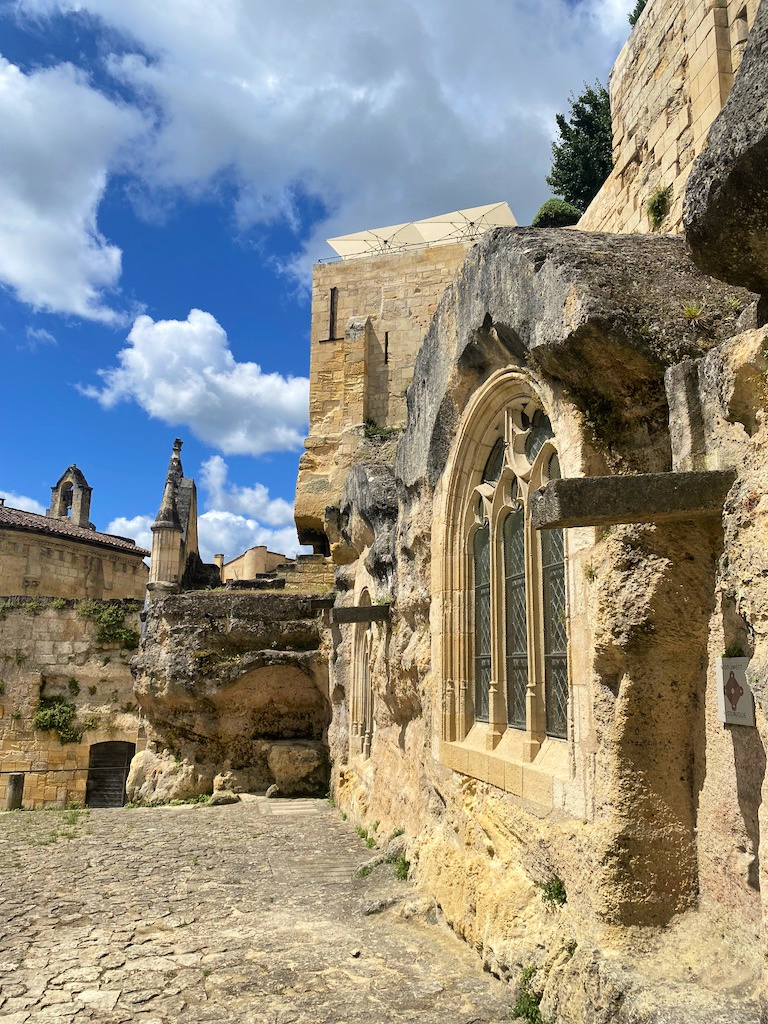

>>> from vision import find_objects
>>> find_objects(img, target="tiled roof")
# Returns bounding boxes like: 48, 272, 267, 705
0, 505, 151, 557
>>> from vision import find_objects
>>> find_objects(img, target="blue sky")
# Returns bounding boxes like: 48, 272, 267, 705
0, 0, 629, 563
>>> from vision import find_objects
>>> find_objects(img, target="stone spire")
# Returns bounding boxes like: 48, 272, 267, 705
148, 439, 187, 594
152, 439, 183, 533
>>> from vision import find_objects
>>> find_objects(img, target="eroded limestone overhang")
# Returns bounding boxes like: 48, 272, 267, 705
396, 227, 758, 489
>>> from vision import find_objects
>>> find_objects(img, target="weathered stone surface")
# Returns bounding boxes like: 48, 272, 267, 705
338, 461, 399, 577
322, 222, 763, 1020
684, 0, 768, 294
207, 789, 240, 805
330, 604, 391, 623
396, 228, 755, 486
128, 591, 331, 803
266, 740, 327, 796
530, 470, 735, 529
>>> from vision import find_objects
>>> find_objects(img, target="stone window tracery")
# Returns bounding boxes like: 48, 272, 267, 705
467, 398, 566, 746
439, 372, 571, 799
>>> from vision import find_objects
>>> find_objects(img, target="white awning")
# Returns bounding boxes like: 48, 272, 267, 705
326, 202, 517, 259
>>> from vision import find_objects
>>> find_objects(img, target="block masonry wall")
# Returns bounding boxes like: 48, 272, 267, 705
0, 599, 144, 808
0, 530, 148, 601
295, 242, 470, 546
579, 0, 760, 235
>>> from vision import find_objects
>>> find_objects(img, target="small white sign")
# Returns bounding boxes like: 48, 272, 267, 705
716, 657, 756, 727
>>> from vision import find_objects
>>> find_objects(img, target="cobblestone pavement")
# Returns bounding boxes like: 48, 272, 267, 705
0, 798, 512, 1023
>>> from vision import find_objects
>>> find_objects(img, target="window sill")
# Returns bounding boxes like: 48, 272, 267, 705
439, 732, 568, 808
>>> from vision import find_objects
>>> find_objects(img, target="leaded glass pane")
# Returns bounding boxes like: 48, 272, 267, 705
547, 452, 561, 481
473, 526, 491, 723
503, 509, 527, 729
482, 438, 505, 485
524, 409, 554, 464
542, 527, 568, 739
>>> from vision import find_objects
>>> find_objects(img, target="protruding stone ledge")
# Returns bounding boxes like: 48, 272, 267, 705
530, 470, 736, 531
330, 604, 391, 624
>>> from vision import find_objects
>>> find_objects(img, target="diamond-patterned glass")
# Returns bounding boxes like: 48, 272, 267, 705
473, 526, 491, 722
482, 438, 505, 484
503, 510, 527, 728
542, 527, 568, 738
524, 410, 554, 464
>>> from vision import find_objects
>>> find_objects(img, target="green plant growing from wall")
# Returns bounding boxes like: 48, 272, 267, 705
682, 301, 705, 321
77, 600, 140, 650
33, 696, 84, 744
538, 875, 567, 910
646, 184, 673, 230
724, 643, 746, 659
511, 965, 547, 1024
363, 418, 398, 440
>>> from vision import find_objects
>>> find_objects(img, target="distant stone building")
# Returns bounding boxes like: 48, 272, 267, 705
0, 466, 150, 808
216, 546, 290, 582
0, 465, 148, 600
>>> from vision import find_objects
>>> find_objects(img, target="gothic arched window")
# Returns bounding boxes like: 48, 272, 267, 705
438, 371, 572, 802
464, 395, 569, 752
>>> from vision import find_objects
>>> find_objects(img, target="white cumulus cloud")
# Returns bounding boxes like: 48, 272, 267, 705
199, 455, 294, 526
197, 511, 303, 565
106, 514, 153, 551
0, 55, 145, 321
12, 0, 631, 290
0, 489, 46, 514
82, 309, 309, 456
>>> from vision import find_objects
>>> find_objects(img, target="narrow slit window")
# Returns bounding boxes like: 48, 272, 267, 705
384, 331, 389, 364
328, 287, 339, 340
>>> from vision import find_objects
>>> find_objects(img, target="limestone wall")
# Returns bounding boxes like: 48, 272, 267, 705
323, 230, 763, 1019
0, 598, 144, 808
309, 243, 471, 434
128, 591, 331, 803
0, 529, 148, 601
295, 243, 470, 547
579, 0, 760, 235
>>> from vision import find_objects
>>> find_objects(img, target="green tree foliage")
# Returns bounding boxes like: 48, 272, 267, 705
531, 199, 583, 228
546, 82, 613, 212
628, 0, 648, 26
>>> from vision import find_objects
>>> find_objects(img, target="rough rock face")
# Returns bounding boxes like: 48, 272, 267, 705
128, 592, 331, 802
325, 228, 763, 1019
398, 228, 755, 482
684, 0, 768, 295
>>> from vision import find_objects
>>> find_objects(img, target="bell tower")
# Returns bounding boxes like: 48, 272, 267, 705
47, 465, 94, 530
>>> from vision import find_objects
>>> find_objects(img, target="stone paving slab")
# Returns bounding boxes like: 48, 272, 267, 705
0, 799, 512, 1023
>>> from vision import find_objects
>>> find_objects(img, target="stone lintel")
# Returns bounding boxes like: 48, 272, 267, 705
330, 604, 391, 624
530, 470, 736, 531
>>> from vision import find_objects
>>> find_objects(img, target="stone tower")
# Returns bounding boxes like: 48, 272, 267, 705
47, 465, 93, 530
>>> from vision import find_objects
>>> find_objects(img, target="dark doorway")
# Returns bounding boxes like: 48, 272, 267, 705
85, 741, 135, 807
